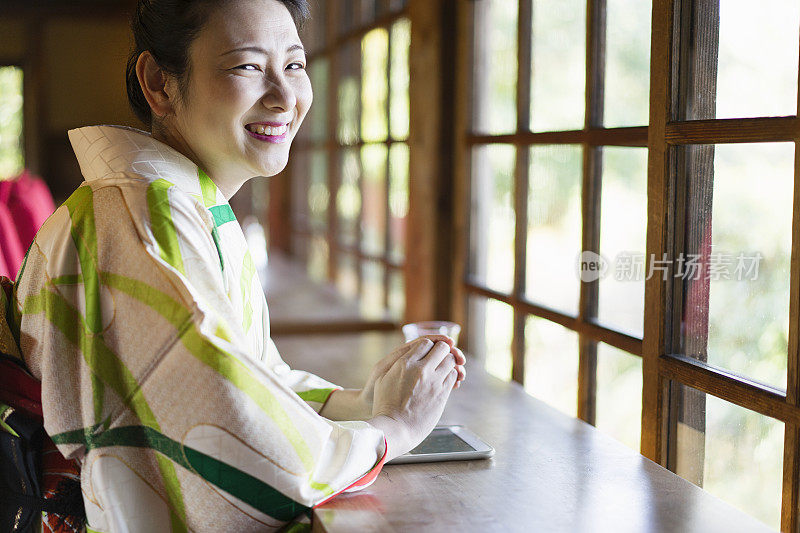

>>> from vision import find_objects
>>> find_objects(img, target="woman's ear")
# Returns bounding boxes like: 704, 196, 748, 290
135, 51, 175, 118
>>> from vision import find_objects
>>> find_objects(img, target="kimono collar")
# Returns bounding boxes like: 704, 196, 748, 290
67, 125, 233, 221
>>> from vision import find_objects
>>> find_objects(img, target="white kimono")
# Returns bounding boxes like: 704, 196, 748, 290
11, 125, 386, 532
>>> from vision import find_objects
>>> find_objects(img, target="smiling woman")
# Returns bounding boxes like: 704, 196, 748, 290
8, 1, 466, 532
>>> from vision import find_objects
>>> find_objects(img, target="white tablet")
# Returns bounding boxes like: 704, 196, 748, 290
386, 425, 495, 464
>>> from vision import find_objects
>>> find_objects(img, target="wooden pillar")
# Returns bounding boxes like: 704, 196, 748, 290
405, 0, 456, 322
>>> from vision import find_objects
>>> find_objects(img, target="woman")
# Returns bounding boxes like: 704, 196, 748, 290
12, 0, 465, 531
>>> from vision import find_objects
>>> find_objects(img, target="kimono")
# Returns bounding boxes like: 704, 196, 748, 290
11, 125, 387, 532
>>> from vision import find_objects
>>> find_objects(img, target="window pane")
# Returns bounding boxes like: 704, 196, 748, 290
716, 1, 799, 119
337, 253, 359, 299
468, 296, 514, 382
309, 150, 328, 230
362, 28, 389, 142
338, 149, 361, 247
525, 145, 582, 315
361, 144, 387, 256
291, 152, 311, 231
523, 316, 578, 417
595, 342, 642, 451
674, 384, 783, 530
388, 143, 409, 262
603, 0, 651, 127
473, 0, 518, 134
390, 19, 410, 140
338, 42, 360, 145
308, 235, 328, 282
680, 143, 792, 389
469, 144, 515, 294
0, 66, 24, 179
308, 59, 329, 142
361, 261, 385, 318
530, 0, 585, 132
597, 147, 647, 338
388, 269, 405, 320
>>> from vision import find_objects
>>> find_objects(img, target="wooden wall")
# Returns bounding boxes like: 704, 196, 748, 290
2, 11, 141, 202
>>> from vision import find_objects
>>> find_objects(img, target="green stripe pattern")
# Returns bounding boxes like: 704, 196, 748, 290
147, 180, 186, 276
52, 425, 310, 521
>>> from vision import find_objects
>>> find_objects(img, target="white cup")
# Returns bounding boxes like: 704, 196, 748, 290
401, 321, 461, 344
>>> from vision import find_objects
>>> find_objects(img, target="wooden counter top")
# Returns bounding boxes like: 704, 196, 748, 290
274, 331, 774, 533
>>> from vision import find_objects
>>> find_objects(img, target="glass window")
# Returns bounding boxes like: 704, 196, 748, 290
473, 0, 518, 135
525, 144, 582, 315
675, 384, 783, 530
595, 342, 643, 451
597, 147, 647, 338
469, 144, 516, 293
715, 0, 799, 119
603, 0, 652, 127
0, 66, 24, 180
530, 0, 586, 132
680, 143, 793, 389
524, 317, 579, 417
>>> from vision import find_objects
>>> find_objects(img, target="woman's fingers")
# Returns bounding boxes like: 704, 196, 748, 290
417, 341, 451, 368
405, 337, 435, 360
435, 352, 456, 374
419, 334, 454, 349
451, 347, 466, 366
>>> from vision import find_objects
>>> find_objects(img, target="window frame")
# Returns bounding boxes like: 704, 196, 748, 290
453, 0, 800, 529
284, 0, 410, 321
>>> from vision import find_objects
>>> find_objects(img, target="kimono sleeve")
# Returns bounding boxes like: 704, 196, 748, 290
265, 338, 342, 413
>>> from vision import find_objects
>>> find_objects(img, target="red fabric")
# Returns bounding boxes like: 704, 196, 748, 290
1, 170, 56, 251
314, 437, 389, 508
0, 203, 24, 279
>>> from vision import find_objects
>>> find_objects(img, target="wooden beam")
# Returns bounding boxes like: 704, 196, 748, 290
641, 0, 674, 465
271, 320, 398, 336
577, 0, 605, 426
325, 3, 341, 282
780, 31, 800, 533
450, 0, 474, 350
665, 116, 800, 144
660, 355, 797, 423
405, 0, 445, 322
463, 282, 643, 357
468, 126, 648, 147
511, 0, 532, 385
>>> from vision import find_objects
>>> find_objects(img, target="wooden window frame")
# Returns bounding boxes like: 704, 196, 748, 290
452, 0, 800, 528
283, 1, 410, 318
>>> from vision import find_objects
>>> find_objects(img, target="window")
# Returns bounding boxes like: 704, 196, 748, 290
289, 0, 410, 321
0, 65, 24, 179
461, 0, 800, 529
465, 0, 648, 433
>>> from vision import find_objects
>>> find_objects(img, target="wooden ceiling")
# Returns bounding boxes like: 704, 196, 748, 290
3, 0, 138, 17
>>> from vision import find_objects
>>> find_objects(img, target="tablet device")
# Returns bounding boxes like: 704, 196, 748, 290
386, 425, 494, 464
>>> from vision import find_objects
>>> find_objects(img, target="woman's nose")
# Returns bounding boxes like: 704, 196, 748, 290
261, 74, 296, 112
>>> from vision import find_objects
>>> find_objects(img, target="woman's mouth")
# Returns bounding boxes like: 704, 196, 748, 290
245, 122, 290, 143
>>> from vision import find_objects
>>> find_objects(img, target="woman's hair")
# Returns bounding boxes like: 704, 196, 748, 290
125, 0, 310, 125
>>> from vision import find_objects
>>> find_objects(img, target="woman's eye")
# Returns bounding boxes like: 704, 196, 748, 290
235, 64, 260, 71
287, 62, 306, 71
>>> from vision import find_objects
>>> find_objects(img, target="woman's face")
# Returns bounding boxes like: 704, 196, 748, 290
169, 0, 311, 187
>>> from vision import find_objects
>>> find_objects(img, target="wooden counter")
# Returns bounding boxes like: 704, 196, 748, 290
274, 331, 775, 533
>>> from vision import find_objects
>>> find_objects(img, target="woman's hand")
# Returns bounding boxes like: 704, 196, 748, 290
368, 338, 460, 460
358, 335, 465, 411
319, 335, 466, 422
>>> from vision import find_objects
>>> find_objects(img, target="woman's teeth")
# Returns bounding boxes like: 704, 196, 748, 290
247, 124, 289, 136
